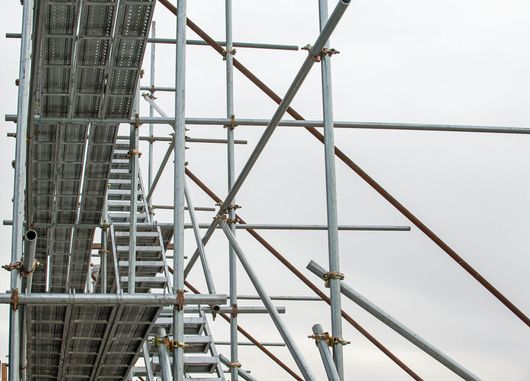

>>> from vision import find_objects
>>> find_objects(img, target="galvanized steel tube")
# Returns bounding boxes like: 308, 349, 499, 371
318, 0, 344, 377
173, 1, 187, 380
128, 121, 139, 294
219, 220, 316, 380
23, 230, 37, 293
307, 260, 482, 381
184, 0, 351, 278
184, 182, 216, 294
146, 38, 299, 51
219, 354, 258, 381
312, 324, 340, 381
225, 0, 239, 378
0, 293, 227, 306
156, 328, 173, 381
148, 21, 156, 195
10, 0, 34, 379
219, 0, 351, 213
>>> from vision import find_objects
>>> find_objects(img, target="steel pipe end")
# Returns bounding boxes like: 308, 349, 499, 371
25, 230, 37, 241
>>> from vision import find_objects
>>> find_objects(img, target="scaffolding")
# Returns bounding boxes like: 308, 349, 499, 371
3, 0, 529, 380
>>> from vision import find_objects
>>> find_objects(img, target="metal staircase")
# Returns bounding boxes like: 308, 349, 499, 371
101, 138, 225, 380
142, 308, 226, 380
103, 138, 169, 295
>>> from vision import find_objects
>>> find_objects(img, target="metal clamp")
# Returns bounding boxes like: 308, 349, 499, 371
224, 114, 238, 129
222, 47, 237, 60
231, 303, 239, 318
154, 336, 189, 350
227, 361, 242, 368
308, 331, 350, 347
3, 260, 41, 277
302, 44, 340, 62
133, 113, 141, 128
10, 288, 19, 311
2, 261, 23, 272
176, 289, 187, 311
322, 271, 344, 287
21, 260, 41, 277
127, 149, 142, 158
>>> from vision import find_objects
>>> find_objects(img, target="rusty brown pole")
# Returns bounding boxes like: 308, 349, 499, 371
158, 0, 529, 328
185, 168, 424, 381
165, 265, 304, 380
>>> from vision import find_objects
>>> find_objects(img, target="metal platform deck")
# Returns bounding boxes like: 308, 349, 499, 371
26, 0, 156, 379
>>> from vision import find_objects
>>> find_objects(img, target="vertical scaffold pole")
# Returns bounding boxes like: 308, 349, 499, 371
101, 226, 107, 294
225, 0, 239, 378
129, 90, 140, 294
10, 0, 34, 379
318, 0, 344, 378
148, 21, 156, 194
173, 0, 187, 379
157, 328, 174, 381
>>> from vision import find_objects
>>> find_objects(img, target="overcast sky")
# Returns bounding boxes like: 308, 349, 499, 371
0, 0, 529, 380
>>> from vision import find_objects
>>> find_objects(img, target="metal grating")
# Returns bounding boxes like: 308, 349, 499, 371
26, 0, 156, 379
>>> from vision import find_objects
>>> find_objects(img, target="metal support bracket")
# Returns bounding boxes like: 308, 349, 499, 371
127, 149, 142, 158
302, 44, 340, 62
10, 288, 19, 311
222, 47, 237, 60
3, 260, 41, 277
154, 336, 189, 351
224, 114, 238, 129
322, 271, 344, 287
308, 331, 350, 347
176, 288, 186, 311
231, 303, 239, 318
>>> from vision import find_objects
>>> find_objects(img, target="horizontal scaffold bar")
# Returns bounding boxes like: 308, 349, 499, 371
6, 33, 299, 51
147, 37, 299, 51
16, 114, 530, 134
0, 293, 227, 306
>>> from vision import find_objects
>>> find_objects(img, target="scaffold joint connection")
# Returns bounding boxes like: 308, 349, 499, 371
308, 331, 350, 347
322, 271, 344, 287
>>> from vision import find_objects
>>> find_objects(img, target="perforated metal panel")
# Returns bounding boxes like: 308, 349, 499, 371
27, 0, 156, 379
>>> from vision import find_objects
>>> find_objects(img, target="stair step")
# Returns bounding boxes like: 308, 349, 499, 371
184, 355, 219, 373
109, 211, 147, 217
183, 335, 213, 354
153, 316, 206, 335
108, 200, 143, 206
118, 260, 165, 268
117, 245, 162, 252
120, 276, 168, 288
152, 356, 219, 374
107, 189, 142, 195
110, 168, 130, 174
112, 159, 129, 164
112, 223, 157, 229
114, 231, 158, 237
108, 179, 132, 184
